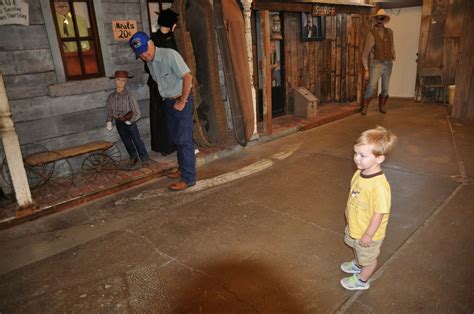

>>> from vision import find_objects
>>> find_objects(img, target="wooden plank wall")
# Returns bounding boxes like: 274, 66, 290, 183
0, 0, 151, 171
283, 12, 369, 109
418, 0, 468, 85
417, 0, 474, 120
452, 0, 474, 120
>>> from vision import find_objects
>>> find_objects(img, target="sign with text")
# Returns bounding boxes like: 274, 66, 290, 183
0, 0, 29, 26
312, 5, 336, 16
112, 20, 137, 41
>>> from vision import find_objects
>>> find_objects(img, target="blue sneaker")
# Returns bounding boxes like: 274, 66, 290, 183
340, 274, 370, 290
340, 260, 362, 274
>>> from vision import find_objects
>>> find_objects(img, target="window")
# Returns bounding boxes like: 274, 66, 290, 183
147, 1, 173, 33
51, 0, 104, 80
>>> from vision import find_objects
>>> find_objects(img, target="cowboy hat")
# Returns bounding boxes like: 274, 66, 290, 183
374, 9, 390, 24
109, 70, 134, 79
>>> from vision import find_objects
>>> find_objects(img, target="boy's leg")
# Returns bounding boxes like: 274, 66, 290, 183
342, 226, 362, 274
358, 260, 377, 281
129, 124, 149, 162
116, 121, 138, 160
341, 237, 383, 290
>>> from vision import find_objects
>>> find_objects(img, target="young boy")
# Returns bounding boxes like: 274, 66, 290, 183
106, 70, 149, 170
341, 126, 397, 290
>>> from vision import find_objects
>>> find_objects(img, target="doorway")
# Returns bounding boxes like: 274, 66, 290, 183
255, 11, 285, 121
386, 7, 422, 97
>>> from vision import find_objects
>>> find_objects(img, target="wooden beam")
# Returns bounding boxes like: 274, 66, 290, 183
452, 0, 474, 120
253, 1, 372, 14
260, 10, 272, 135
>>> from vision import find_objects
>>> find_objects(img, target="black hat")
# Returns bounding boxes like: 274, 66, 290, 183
157, 9, 179, 28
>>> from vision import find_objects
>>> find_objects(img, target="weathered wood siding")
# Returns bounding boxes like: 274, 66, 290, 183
283, 12, 369, 110
418, 0, 468, 85
0, 0, 150, 169
452, 0, 474, 120
417, 0, 473, 120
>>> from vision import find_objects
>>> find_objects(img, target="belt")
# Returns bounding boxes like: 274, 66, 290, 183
163, 95, 181, 100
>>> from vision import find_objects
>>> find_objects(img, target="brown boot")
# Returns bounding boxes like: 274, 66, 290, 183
379, 94, 389, 113
361, 98, 371, 115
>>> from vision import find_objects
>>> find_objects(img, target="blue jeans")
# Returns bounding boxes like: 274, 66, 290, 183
364, 60, 393, 99
116, 120, 149, 162
164, 96, 196, 185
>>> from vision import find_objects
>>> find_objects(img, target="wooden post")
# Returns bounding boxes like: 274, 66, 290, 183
240, 0, 259, 140
260, 10, 272, 135
0, 72, 35, 213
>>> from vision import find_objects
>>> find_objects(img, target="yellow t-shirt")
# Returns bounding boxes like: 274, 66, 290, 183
346, 170, 391, 240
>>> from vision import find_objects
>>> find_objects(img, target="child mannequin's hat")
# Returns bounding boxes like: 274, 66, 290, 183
110, 70, 133, 79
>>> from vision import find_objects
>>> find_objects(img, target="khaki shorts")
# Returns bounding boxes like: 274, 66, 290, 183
344, 226, 383, 266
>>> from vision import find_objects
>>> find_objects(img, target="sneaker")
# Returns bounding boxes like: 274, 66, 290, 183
340, 260, 362, 274
340, 274, 370, 291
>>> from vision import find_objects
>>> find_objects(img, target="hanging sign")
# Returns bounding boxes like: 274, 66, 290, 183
112, 20, 137, 41
0, 0, 29, 26
312, 5, 336, 16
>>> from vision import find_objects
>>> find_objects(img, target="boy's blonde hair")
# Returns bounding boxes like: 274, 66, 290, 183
355, 126, 397, 156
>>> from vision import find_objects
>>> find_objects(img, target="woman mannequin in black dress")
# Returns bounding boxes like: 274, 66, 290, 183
146, 9, 180, 155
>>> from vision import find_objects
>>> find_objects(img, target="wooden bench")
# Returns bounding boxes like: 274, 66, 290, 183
25, 141, 114, 166
2, 141, 121, 204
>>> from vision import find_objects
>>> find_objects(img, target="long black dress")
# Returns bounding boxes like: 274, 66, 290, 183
146, 30, 179, 155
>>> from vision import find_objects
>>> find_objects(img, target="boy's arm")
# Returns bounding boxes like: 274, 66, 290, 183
359, 213, 384, 247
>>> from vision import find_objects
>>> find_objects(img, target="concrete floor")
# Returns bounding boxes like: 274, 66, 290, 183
0, 99, 472, 313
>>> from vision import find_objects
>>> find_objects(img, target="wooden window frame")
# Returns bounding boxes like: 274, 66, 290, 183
50, 0, 105, 81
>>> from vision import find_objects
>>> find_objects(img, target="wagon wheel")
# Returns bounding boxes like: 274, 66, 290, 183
29, 151, 74, 204
101, 142, 121, 165
1, 143, 50, 189
82, 153, 117, 184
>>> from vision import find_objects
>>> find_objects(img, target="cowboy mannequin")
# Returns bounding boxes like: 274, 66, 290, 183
361, 9, 396, 115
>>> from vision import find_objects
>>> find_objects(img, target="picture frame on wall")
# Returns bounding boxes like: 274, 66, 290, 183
301, 12, 325, 41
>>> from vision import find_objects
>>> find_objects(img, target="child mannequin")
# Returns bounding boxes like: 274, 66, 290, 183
106, 70, 149, 170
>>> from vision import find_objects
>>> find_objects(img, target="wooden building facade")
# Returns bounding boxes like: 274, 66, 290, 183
0, 0, 153, 173
252, 1, 372, 120
283, 11, 369, 108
